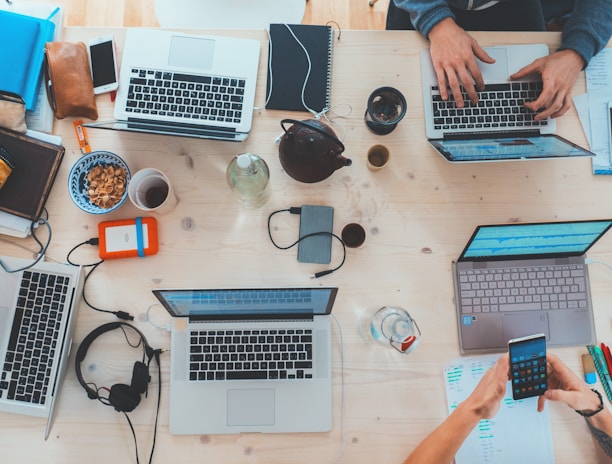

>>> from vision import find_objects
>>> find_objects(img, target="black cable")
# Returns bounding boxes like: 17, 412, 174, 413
66, 238, 133, 320
0, 216, 52, 273
123, 411, 141, 464
267, 208, 346, 278
148, 350, 162, 464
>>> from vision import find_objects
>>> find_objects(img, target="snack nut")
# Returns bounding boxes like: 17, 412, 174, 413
86, 164, 127, 209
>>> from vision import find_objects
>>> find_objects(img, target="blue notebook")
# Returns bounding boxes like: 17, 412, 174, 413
0, 10, 56, 111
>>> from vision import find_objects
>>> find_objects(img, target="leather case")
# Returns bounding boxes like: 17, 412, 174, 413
0, 126, 65, 220
43, 41, 98, 120
0, 90, 27, 133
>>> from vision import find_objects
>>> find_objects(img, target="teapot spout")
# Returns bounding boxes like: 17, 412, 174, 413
337, 155, 352, 168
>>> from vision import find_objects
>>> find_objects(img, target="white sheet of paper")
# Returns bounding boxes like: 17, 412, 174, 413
444, 354, 555, 464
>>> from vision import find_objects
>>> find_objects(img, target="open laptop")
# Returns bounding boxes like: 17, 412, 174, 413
452, 219, 612, 354
85, 28, 261, 141
421, 44, 594, 162
0, 255, 84, 438
152, 287, 338, 435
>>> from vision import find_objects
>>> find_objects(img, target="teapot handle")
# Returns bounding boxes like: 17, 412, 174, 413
280, 119, 345, 154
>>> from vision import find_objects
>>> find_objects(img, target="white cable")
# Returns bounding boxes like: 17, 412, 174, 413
144, 303, 172, 332
585, 258, 612, 272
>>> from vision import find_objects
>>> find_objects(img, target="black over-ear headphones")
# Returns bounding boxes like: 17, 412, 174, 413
75, 322, 157, 413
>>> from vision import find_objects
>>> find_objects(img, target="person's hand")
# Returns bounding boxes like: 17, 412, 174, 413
428, 18, 495, 108
511, 49, 585, 121
537, 353, 601, 413
464, 354, 509, 419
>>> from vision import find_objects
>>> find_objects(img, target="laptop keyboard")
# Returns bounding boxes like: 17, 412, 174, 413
0, 271, 70, 405
125, 68, 245, 124
189, 328, 314, 381
458, 265, 587, 313
431, 82, 549, 132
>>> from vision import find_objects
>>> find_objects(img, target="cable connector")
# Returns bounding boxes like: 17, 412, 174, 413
313, 269, 334, 279
115, 310, 134, 321
86, 237, 99, 246
289, 206, 302, 215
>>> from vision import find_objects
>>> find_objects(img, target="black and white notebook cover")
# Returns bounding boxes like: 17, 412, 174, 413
266, 23, 334, 112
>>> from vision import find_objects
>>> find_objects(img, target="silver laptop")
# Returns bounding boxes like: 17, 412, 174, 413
453, 219, 612, 354
85, 28, 260, 141
0, 255, 84, 438
421, 44, 594, 162
152, 287, 338, 435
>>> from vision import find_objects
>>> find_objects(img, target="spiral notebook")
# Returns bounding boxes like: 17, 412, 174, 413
266, 24, 334, 113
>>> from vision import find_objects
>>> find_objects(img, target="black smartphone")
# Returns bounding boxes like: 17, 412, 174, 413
87, 35, 119, 94
508, 333, 547, 400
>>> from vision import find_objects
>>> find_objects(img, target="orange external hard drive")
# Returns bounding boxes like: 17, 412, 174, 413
98, 217, 159, 259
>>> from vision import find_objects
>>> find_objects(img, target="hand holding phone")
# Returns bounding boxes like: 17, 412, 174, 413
509, 333, 547, 400
87, 35, 119, 95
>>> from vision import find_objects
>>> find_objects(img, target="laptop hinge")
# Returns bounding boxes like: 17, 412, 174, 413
188, 314, 315, 323
442, 129, 541, 141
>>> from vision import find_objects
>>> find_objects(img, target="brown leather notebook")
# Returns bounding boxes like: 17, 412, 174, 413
0, 127, 64, 220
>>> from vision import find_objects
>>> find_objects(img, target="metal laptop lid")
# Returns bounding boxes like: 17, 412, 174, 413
86, 29, 260, 142
152, 287, 338, 320
457, 219, 612, 263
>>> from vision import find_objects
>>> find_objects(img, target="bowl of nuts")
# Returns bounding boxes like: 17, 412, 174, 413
68, 151, 130, 214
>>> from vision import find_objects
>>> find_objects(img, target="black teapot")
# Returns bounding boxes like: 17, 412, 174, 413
278, 119, 351, 183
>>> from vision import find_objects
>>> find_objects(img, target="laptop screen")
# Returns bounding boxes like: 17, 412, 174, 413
459, 220, 612, 261
153, 287, 338, 319
431, 134, 594, 162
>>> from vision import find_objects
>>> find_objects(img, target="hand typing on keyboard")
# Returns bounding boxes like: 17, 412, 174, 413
510, 49, 585, 121
428, 18, 494, 108
425, 18, 588, 121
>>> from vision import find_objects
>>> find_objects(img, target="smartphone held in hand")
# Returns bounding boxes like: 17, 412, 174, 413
509, 333, 548, 400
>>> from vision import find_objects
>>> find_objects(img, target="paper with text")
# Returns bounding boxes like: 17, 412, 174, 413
444, 354, 555, 464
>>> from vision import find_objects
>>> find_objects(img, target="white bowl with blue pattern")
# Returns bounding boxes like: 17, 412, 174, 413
68, 151, 131, 214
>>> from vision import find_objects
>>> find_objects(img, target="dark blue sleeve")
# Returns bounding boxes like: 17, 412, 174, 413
556, 0, 612, 65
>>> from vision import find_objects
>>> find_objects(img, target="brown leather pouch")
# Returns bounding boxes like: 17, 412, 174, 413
0, 90, 27, 133
44, 41, 98, 120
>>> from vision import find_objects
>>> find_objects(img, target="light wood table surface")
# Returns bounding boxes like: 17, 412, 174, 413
1, 27, 611, 463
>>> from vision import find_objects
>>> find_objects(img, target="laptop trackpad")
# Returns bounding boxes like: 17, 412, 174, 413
502, 313, 549, 342
478, 48, 509, 82
227, 389, 275, 426
169, 35, 215, 70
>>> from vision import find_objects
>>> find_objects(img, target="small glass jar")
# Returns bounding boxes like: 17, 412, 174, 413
359, 306, 421, 354
0, 146, 16, 191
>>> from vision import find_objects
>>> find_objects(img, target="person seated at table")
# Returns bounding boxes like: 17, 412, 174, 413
386, 0, 612, 121
402, 353, 612, 464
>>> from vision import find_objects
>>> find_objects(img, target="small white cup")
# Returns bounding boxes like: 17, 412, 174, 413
366, 144, 391, 171
128, 168, 177, 214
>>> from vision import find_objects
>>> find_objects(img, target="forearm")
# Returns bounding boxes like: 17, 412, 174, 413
392, 0, 454, 38
586, 408, 612, 460
403, 402, 481, 464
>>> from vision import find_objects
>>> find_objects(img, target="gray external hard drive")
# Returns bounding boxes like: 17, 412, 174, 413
297, 205, 334, 264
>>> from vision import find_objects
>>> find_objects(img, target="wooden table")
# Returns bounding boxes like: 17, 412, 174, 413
1, 27, 610, 463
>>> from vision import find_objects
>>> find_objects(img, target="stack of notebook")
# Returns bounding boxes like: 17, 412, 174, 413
0, 7, 57, 111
